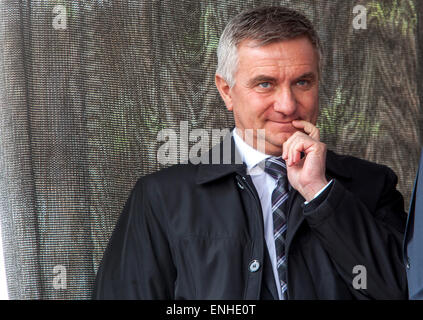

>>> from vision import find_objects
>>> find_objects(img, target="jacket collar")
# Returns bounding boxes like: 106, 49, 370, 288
195, 130, 246, 184
196, 130, 352, 184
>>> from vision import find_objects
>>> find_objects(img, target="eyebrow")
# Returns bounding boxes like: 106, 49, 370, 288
247, 72, 317, 87
247, 75, 277, 87
295, 72, 316, 81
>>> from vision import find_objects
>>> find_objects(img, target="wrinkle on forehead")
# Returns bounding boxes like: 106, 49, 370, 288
237, 38, 318, 69
236, 42, 318, 84
241, 63, 317, 85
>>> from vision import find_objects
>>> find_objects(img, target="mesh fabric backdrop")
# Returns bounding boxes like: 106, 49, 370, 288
0, 0, 421, 299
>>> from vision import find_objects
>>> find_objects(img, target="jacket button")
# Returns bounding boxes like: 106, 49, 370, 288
249, 260, 260, 273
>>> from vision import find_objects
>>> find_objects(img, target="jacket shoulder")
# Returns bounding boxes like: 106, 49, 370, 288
133, 163, 199, 195
327, 150, 397, 184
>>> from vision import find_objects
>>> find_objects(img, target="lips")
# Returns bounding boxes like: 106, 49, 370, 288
270, 121, 292, 124
267, 120, 296, 125
266, 120, 297, 133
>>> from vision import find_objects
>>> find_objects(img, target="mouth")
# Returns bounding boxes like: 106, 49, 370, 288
267, 120, 296, 126
266, 120, 300, 134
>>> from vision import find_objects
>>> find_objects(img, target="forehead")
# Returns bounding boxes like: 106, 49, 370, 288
236, 37, 318, 77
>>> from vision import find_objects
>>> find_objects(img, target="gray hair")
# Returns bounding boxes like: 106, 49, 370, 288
216, 6, 322, 87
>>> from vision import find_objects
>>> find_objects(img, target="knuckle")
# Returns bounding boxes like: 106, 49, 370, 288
292, 131, 301, 138
316, 142, 326, 152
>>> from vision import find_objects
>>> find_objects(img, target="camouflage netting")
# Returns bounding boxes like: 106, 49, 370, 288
0, 0, 421, 299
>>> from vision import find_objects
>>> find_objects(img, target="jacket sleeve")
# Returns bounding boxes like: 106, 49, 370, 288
303, 168, 408, 299
92, 178, 176, 299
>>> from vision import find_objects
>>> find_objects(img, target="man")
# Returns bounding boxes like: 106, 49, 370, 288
93, 6, 408, 299
404, 149, 423, 299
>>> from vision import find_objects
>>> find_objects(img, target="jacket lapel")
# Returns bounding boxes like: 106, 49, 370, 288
285, 189, 305, 254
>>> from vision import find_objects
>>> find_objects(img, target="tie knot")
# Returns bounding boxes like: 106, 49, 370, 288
264, 157, 287, 180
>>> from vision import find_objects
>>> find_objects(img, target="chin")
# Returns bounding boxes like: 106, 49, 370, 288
264, 144, 283, 156
267, 132, 292, 146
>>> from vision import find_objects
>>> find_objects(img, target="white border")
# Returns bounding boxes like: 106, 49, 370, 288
0, 226, 9, 300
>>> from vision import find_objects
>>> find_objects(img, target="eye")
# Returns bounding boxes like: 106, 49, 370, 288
296, 79, 309, 86
258, 82, 271, 89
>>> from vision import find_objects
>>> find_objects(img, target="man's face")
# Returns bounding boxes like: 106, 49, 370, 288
216, 36, 319, 156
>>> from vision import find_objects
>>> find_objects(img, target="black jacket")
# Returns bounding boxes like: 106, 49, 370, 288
93, 136, 408, 300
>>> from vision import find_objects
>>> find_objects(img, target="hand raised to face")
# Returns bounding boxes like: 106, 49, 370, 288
282, 120, 328, 202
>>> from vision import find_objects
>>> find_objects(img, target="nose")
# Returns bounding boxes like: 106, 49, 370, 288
273, 87, 297, 116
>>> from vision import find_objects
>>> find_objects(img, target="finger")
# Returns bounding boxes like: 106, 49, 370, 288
288, 135, 302, 166
292, 120, 320, 141
288, 136, 297, 166
283, 137, 290, 165
290, 137, 304, 166
293, 140, 306, 165
282, 135, 293, 161
282, 131, 299, 162
284, 132, 301, 165
288, 134, 315, 166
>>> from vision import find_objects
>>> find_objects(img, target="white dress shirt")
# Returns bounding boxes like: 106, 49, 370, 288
232, 128, 332, 299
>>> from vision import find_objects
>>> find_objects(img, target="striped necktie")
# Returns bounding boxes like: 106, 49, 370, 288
264, 156, 289, 299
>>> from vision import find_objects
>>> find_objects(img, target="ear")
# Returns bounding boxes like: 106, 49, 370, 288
215, 74, 233, 111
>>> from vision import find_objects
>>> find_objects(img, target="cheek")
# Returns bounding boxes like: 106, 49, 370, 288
239, 94, 270, 117
249, 93, 274, 112
297, 92, 319, 121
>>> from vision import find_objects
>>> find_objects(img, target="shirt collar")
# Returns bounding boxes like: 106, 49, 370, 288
232, 128, 272, 170
195, 127, 351, 185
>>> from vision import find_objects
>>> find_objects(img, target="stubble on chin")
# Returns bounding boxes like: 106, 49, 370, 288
264, 130, 299, 156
